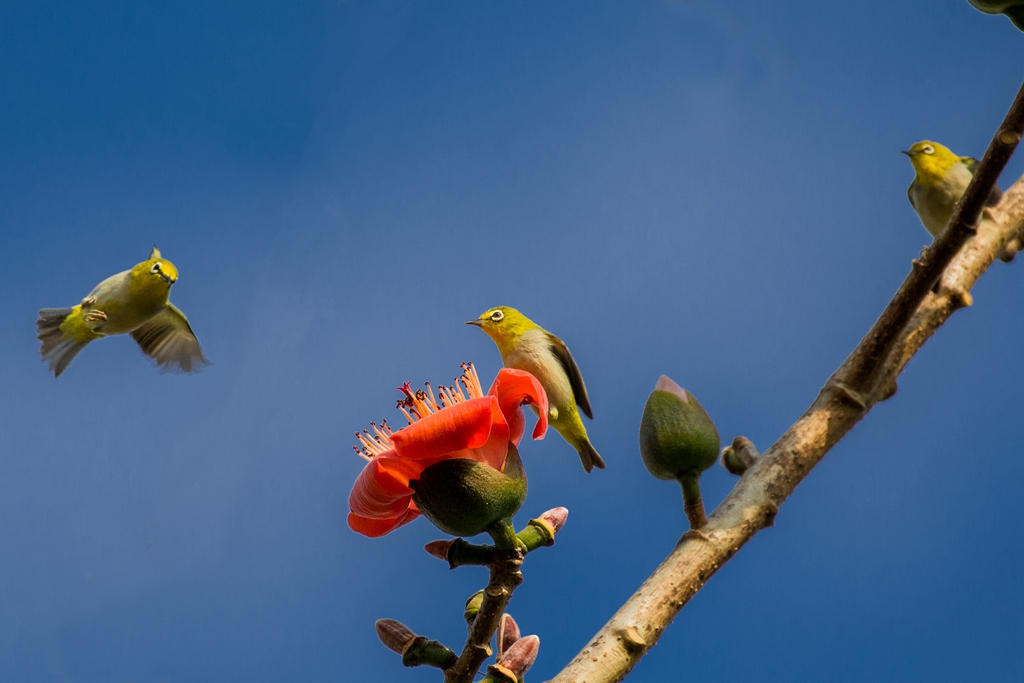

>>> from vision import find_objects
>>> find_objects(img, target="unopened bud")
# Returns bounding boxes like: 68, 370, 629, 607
517, 506, 569, 551
423, 539, 453, 562
464, 590, 485, 624
489, 634, 540, 681
538, 506, 568, 534
497, 613, 521, 658
375, 619, 416, 655
639, 376, 720, 481
721, 436, 760, 476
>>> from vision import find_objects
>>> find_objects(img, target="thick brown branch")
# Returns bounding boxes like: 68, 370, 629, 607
843, 78, 1024, 393
548, 120, 1024, 683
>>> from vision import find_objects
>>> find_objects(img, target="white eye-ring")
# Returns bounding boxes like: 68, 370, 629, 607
150, 262, 162, 274
490, 309, 504, 322
922, 145, 935, 155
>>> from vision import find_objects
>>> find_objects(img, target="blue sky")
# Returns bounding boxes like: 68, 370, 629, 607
1, 1, 1023, 681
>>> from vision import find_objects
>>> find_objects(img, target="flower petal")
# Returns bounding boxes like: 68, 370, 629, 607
489, 368, 548, 443
391, 396, 499, 460
348, 507, 420, 537
446, 398, 510, 471
349, 457, 414, 519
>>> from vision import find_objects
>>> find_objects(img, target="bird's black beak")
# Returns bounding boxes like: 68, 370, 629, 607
901, 149, 915, 157
465, 320, 483, 327
161, 274, 173, 283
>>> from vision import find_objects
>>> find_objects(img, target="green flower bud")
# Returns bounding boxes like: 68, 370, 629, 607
464, 590, 485, 624
968, 1, 1024, 31
639, 376, 720, 480
410, 442, 527, 538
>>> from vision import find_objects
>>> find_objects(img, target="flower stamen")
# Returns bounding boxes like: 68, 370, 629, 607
354, 363, 486, 458
462, 362, 483, 399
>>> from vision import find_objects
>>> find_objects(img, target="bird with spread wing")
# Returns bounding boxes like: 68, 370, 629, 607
37, 246, 208, 377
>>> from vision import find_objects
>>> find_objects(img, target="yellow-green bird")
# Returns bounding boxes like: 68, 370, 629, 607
37, 246, 208, 377
902, 140, 1014, 261
468, 307, 605, 473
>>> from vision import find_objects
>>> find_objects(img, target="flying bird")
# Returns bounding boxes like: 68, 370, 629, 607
37, 246, 208, 377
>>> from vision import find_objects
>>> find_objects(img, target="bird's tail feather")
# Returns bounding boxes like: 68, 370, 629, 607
37, 308, 89, 377
577, 438, 606, 473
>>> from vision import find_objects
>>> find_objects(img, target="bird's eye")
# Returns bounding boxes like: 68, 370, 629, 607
922, 145, 935, 155
490, 310, 504, 322
150, 263, 162, 274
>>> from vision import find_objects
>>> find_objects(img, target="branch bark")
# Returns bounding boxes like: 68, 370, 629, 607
445, 552, 524, 683
548, 80, 1024, 683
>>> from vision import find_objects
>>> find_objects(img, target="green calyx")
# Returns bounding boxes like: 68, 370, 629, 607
401, 636, 458, 669
411, 442, 527, 538
639, 376, 721, 481
516, 517, 556, 552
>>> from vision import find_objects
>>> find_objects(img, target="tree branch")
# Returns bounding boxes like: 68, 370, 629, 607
445, 552, 523, 683
548, 82, 1024, 683
842, 79, 1024, 395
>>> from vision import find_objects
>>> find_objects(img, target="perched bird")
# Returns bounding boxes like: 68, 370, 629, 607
467, 307, 605, 473
37, 246, 208, 377
902, 140, 1016, 261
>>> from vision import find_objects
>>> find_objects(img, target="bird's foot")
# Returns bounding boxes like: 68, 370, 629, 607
83, 309, 108, 324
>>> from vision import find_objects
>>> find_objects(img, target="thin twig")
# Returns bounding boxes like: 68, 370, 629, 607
547, 83, 1024, 682
445, 553, 524, 683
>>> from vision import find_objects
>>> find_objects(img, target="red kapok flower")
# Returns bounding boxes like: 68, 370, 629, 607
348, 363, 548, 538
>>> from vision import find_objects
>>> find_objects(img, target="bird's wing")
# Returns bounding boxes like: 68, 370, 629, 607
85, 270, 130, 306
545, 331, 593, 419
960, 156, 981, 174
959, 157, 1003, 206
988, 183, 1004, 207
130, 303, 208, 373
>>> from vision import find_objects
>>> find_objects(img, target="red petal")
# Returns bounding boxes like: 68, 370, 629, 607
348, 457, 414, 518
489, 368, 548, 444
446, 398, 510, 471
391, 397, 499, 460
348, 508, 420, 537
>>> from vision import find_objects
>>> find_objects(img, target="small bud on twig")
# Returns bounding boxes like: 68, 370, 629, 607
721, 436, 760, 476
464, 590, 485, 625
374, 619, 457, 670
517, 506, 570, 551
375, 619, 417, 655
497, 613, 521, 659
538, 506, 568, 533
424, 539, 453, 562
488, 634, 540, 682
